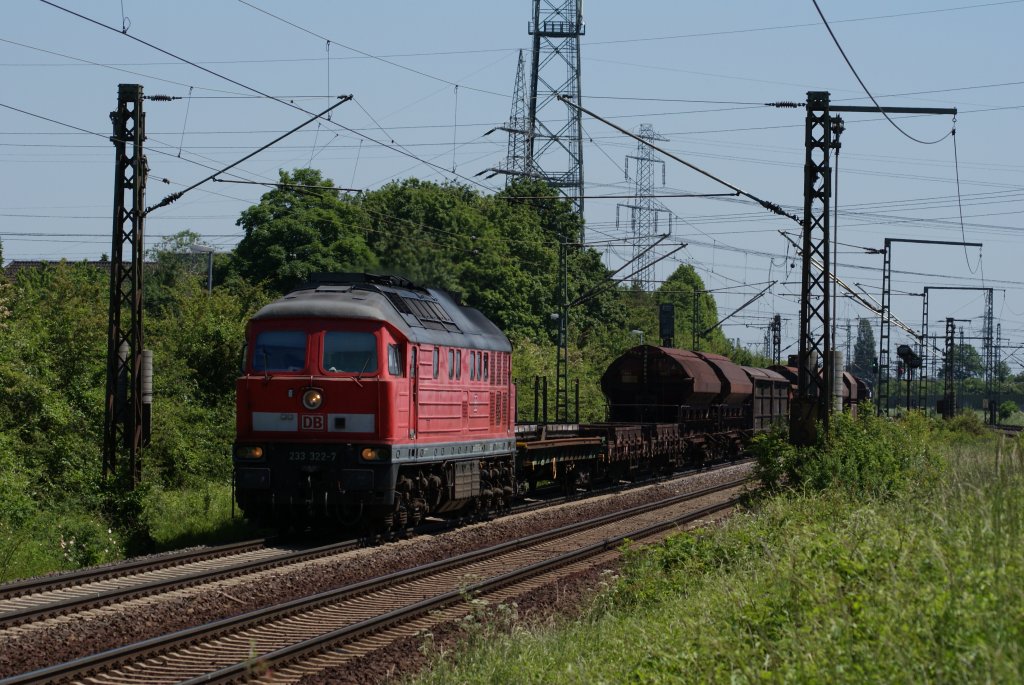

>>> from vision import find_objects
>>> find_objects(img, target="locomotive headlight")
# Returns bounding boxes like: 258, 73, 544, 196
361, 447, 379, 461
302, 389, 323, 410
236, 445, 264, 459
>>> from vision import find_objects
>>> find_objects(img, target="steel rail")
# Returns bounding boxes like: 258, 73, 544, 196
0, 539, 266, 601
0, 538, 358, 629
2, 476, 750, 685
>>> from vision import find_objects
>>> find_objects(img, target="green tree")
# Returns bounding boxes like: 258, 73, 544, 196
852, 318, 877, 377
939, 343, 984, 381
0, 262, 108, 495
362, 178, 553, 339
231, 168, 377, 294
655, 264, 725, 352
145, 230, 210, 313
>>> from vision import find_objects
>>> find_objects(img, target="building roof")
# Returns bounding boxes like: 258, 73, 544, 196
2, 259, 111, 281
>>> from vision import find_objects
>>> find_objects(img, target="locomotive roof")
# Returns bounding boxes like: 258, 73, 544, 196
250, 273, 511, 352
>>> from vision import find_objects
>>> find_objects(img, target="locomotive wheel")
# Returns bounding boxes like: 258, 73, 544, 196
379, 512, 395, 540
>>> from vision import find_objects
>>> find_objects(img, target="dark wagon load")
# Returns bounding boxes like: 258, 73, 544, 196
600, 345, 753, 424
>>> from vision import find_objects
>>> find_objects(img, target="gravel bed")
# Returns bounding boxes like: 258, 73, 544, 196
0, 462, 751, 678
296, 563, 618, 685
293, 505, 738, 684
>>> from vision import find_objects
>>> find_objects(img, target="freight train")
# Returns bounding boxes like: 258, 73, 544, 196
232, 273, 840, 531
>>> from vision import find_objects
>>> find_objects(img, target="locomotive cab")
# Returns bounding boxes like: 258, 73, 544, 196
234, 316, 412, 527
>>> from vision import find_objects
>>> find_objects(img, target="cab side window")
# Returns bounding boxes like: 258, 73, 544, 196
410, 347, 417, 378
432, 348, 439, 379
448, 349, 455, 379
388, 344, 402, 376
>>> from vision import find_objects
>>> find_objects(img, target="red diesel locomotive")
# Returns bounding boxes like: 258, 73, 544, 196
233, 274, 518, 529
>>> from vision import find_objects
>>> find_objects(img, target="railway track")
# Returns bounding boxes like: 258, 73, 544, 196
0, 539, 267, 602
2, 476, 751, 685
0, 458, 749, 633
0, 538, 363, 630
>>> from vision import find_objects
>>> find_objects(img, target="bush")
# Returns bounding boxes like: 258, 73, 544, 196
945, 411, 988, 437
753, 411, 936, 499
998, 400, 1018, 422
751, 428, 798, 492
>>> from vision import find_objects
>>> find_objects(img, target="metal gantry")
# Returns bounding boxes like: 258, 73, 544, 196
877, 238, 980, 415
103, 84, 149, 486
526, 0, 585, 219
920, 286, 994, 419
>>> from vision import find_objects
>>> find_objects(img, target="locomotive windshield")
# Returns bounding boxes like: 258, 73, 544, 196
252, 331, 307, 372
324, 331, 378, 373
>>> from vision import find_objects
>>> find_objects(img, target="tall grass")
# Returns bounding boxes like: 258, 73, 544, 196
411, 426, 1024, 684
0, 482, 255, 582
144, 482, 257, 550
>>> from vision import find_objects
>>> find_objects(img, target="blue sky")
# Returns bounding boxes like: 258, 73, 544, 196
2, 1, 1022, 367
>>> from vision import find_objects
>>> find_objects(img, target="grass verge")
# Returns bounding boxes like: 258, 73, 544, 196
411, 422, 1024, 684
0, 481, 256, 582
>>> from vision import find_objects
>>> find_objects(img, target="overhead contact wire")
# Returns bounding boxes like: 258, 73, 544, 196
810, 0, 954, 145
235, 0, 506, 97
952, 122, 983, 275
557, 94, 801, 224
145, 96, 352, 214
38, 0, 500, 195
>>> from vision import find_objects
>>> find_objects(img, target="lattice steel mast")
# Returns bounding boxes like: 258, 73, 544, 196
772, 314, 782, 365
523, 1, 585, 423
618, 124, 672, 291
527, 0, 585, 219
942, 318, 957, 418
103, 84, 150, 486
490, 50, 533, 183
791, 92, 836, 446
984, 288, 996, 423
789, 93, 955, 441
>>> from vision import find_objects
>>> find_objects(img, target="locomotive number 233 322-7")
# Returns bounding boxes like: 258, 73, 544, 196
288, 450, 337, 462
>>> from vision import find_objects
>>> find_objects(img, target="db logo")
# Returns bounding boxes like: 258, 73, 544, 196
300, 414, 325, 431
